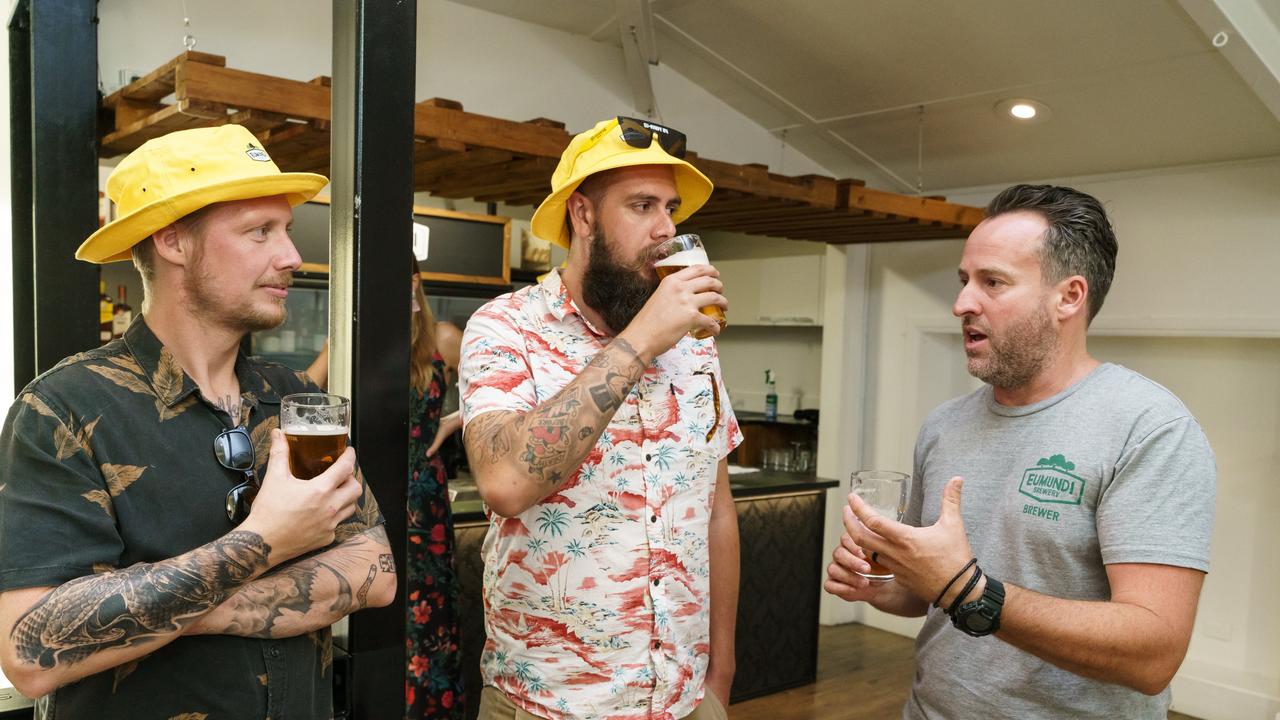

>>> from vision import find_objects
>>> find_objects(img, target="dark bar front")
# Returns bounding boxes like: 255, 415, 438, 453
331, 1, 418, 718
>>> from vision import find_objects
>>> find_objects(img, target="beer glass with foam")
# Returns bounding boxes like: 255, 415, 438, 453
850, 470, 911, 582
651, 234, 727, 340
281, 393, 350, 479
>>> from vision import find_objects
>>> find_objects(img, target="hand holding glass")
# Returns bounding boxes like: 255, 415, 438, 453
850, 470, 910, 582
652, 233, 727, 340
281, 393, 350, 479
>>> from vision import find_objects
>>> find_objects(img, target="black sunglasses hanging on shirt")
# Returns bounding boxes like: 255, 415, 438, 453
214, 425, 259, 524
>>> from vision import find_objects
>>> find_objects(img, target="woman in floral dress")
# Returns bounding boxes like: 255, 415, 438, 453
405, 268, 465, 719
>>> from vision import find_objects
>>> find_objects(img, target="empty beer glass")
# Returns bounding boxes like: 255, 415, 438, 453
652, 234, 727, 340
281, 393, 350, 479
850, 470, 910, 582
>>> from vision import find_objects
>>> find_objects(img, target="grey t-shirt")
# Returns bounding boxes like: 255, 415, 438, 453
903, 363, 1216, 720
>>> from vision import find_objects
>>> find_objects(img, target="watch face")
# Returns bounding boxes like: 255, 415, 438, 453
965, 613, 993, 633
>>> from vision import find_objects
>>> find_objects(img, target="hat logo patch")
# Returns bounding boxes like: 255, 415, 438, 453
245, 143, 271, 162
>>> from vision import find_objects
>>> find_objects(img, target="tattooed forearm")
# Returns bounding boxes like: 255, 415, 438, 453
10, 531, 271, 670
467, 337, 648, 498
189, 527, 392, 639
353, 566, 377, 609
466, 412, 514, 464
585, 338, 646, 413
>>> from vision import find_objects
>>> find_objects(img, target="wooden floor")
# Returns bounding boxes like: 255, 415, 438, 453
730, 623, 1201, 720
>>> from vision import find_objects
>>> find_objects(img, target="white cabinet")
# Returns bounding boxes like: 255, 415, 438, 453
717, 254, 824, 327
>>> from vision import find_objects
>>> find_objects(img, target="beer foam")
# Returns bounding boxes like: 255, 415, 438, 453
653, 247, 709, 267
283, 424, 348, 435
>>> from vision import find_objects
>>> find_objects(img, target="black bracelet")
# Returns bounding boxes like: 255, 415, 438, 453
932, 558, 977, 609
946, 565, 984, 617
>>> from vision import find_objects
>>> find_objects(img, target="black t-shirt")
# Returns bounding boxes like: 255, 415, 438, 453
0, 317, 383, 719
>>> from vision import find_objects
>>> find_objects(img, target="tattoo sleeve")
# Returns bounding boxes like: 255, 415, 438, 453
187, 526, 391, 639
465, 337, 646, 496
10, 531, 271, 671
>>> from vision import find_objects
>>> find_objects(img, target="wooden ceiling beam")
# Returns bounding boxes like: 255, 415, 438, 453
414, 101, 571, 158
412, 148, 514, 186
806, 226, 968, 244
429, 174, 551, 200
691, 202, 815, 223
178, 59, 330, 122
102, 51, 226, 107
426, 156, 555, 195
99, 52, 986, 246
100, 98, 227, 155
847, 186, 985, 228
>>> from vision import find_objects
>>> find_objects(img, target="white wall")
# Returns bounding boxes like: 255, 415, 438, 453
702, 231, 826, 415
845, 157, 1280, 719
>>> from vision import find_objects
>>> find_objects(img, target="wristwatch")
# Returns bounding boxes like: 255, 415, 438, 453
951, 575, 1005, 637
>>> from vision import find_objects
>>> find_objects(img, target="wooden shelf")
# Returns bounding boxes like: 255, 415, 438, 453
99, 51, 985, 246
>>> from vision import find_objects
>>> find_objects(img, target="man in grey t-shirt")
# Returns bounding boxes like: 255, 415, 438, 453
825, 184, 1215, 719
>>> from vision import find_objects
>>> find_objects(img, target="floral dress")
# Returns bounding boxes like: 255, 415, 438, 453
406, 352, 464, 718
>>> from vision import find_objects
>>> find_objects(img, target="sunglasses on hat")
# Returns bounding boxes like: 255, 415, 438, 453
581, 116, 688, 162
616, 116, 687, 159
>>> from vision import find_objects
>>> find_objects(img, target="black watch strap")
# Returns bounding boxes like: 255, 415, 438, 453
951, 575, 1005, 637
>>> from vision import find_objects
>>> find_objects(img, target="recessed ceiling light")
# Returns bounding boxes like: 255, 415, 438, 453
995, 98, 1051, 123
1010, 103, 1037, 119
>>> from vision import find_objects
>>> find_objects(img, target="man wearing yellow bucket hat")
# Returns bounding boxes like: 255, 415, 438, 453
0, 125, 394, 718
460, 117, 741, 720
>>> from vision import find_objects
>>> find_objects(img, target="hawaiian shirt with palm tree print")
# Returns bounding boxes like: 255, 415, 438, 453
0, 317, 383, 719
460, 270, 742, 720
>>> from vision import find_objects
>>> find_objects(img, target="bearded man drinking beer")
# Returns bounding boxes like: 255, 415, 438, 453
460, 117, 739, 720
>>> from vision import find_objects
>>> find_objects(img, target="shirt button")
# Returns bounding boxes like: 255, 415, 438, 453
269, 646, 281, 658
652, 578, 660, 587
645, 453, 652, 461
652, 640, 661, 650
650, 514, 658, 523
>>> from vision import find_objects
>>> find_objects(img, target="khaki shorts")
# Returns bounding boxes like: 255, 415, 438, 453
477, 685, 729, 720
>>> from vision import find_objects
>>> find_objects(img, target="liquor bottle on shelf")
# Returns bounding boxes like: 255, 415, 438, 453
99, 279, 114, 345
112, 285, 133, 339
764, 369, 778, 422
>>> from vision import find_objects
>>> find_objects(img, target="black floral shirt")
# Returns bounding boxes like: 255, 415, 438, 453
0, 317, 383, 719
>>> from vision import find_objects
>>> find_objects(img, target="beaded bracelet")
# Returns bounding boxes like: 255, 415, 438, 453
932, 558, 977, 609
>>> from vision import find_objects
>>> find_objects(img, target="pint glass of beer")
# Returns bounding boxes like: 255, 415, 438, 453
281, 393, 350, 479
652, 234, 727, 340
850, 470, 910, 582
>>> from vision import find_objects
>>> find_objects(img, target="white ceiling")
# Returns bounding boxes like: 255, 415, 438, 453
447, 0, 1280, 193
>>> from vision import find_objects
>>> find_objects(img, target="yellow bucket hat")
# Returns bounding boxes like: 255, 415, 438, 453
530, 116, 714, 250
77, 124, 329, 264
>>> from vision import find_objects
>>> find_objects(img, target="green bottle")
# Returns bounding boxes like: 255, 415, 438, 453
764, 369, 778, 421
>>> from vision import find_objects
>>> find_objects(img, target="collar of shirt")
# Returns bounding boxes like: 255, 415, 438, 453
543, 268, 611, 339
123, 315, 281, 416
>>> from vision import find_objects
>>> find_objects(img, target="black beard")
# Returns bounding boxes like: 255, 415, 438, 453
581, 225, 658, 335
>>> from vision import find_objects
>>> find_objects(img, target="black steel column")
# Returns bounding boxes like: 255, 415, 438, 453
331, 2, 416, 718
8, 0, 99, 389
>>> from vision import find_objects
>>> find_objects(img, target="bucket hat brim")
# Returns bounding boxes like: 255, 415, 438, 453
77, 172, 328, 264
530, 141, 713, 251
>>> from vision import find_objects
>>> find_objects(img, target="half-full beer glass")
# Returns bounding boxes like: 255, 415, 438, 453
281, 393, 350, 479
850, 470, 910, 582
652, 234, 727, 340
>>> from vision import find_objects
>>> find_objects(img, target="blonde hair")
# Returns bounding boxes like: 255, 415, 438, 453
409, 269, 439, 392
